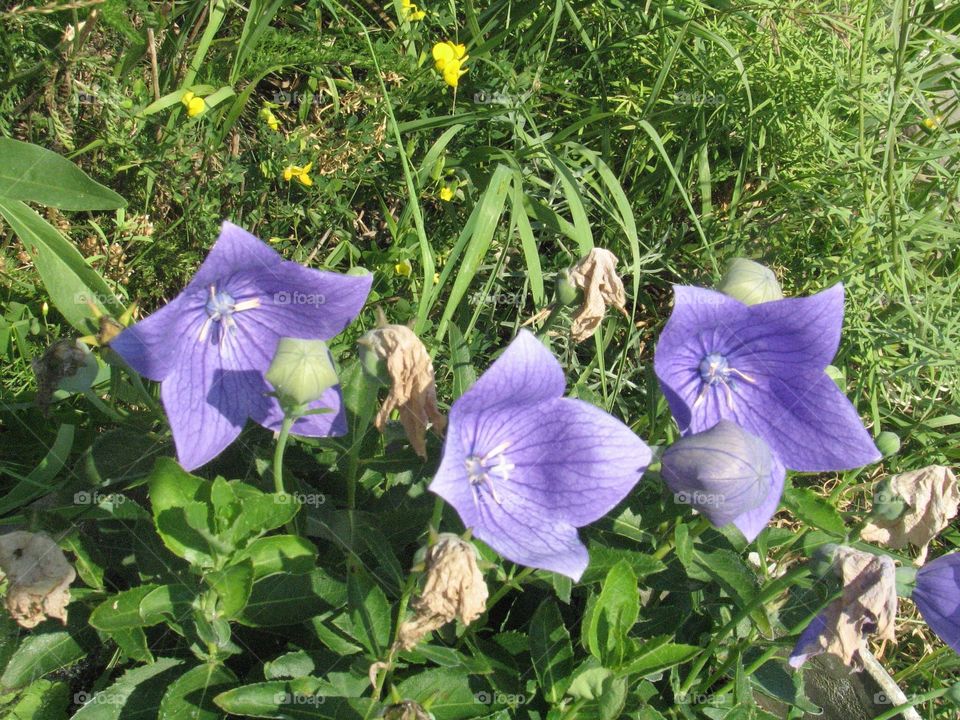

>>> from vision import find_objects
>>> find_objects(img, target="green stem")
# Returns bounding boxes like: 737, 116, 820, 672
536, 304, 564, 339
652, 516, 710, 561
485, 566, 536, 611
83, 389, 126, 423
871, 688, 947, 720
273, 415, 295, 495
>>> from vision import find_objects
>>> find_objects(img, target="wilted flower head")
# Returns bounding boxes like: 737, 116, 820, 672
789, 546, 897, 669
566, 248, 629, 343
32, 338, 99, 414
911, 553, 960, 655
358, 320, 446, 459
716, 258, 783, 305
861, 466, 959, 565
110, 222, 371, 470
661, 419, 782, 541
0, 531, 76, 629
429, 330, 651, 580
655, 284, 879, 472
396, 533, 488, 651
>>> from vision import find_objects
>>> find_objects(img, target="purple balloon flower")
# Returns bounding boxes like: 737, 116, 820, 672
111, 221, 372, 470
661, 419, 785, 541
913, 552, 960, 654
429, 330, 652, 581
654, 283, 879, 535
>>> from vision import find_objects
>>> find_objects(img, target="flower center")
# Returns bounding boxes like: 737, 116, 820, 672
694, 352, 755, 410
465, 441, 513, 507
198, 285, 261, 344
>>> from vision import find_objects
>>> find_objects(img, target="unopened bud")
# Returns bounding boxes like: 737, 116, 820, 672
266, 338, 338, 409
871, 477, 907, 522
809, 543, 840, 577
555, 270, 580, 306
875, 431, 900, 458
717, 258, 783, 305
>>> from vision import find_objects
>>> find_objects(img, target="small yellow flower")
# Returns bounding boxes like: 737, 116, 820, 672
439, 186, 454, 202
260, 107, 280, 131
432, 41, 468, 87
181, 91, 207, 117
283, 163, 313, 187
402, 0, 426, 21
922, 115, 943, 130
395, 259, 413, 277
433, 272, 440, 283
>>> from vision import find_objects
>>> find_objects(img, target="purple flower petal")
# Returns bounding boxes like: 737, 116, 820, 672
654, 283, 879, 473
914, 553, 960, 654
789, 610, 829, 668
731, 455, 786, 542
110, 221, 368, 469
430, 330, 650, 581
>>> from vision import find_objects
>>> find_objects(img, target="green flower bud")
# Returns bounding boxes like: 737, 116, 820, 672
357, 333, 391, 386
717, 258, 783, 305
871, 477, 908, 522
875, 431, 901, 458
809, 542, 840, 577
266, 338, 339, 408
555, 270, 580, 306
894, 565, 917, 598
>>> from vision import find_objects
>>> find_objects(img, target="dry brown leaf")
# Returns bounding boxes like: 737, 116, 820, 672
862, 466, 959, 565
361, 324, 445, 459
0, 531, 76, 629
567, 248, 629, 342
396, 534, 488, 651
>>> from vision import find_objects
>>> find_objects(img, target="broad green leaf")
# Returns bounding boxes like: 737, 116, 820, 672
529, 599, 574, 703
618, 636, 699, 677
139, 584, 196, 627
0, 626, 94, 692
205, 560, 254, 619
0, 138, 126, 210
566, 663, 611, 701
783, 486, 847, 536
232, 535, 317, 579
148, 458, 217, 566
90, 584, 161, 631
587, 560, 638, 667
691, 549, 772, 637
264, 651, 315, 680
214, 679, 373, 719
395, 668, 478, 720
347, 566, 392, 656
7, 679, 70, 719
0, 200, 122, 331
227, 493, 299, 546
107, 626, 153, 664
238, 569, 335, 627
158, 663, 236, 720
70, 657, 185, 720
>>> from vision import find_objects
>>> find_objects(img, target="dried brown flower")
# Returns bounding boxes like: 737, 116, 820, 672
862, 466, 959, 565
396, 534, 488, 651
0, 531, 76, 629
567, 248, 629, 342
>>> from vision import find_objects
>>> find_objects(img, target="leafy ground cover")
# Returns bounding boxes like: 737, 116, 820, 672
0, 0, 958, 718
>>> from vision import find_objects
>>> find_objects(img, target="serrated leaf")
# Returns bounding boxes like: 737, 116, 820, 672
587, 561, 638, 667
158, 663, 236, 720
618, 636, 699, 677
70, 657, 185, 719
529, 600, 574, 703
90, 585, 160, 631
783, 487, 846, 536
232, 535, 317, 579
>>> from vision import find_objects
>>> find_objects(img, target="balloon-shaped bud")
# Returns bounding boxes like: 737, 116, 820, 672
875, 431, 901, 458
266, 338, 338, 409
809, 542, 840, 577
717, 258, 783, 305
871, 477, 908, 522
894, 565, 918, 597
357, 334, 391, 386
661, 419, 773, 526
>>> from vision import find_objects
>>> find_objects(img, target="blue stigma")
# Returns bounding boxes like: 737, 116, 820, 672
699, 352, 730, 385
205, 290, 237, 319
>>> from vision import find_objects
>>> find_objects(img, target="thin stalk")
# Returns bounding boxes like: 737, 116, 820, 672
273, 415, 295, 495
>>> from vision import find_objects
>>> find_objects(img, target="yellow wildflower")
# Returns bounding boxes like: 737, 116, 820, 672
181, 91, 206, 117
439, 186, 454, 202
402, 0, 426, 21
260, 107, 280, 131
432, 41, 468, 88
922, 115, 943, 130
395, 259, 413, 277
283, 163, 313, 187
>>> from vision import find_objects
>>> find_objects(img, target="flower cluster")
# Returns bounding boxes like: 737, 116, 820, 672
432, 41, 467, 88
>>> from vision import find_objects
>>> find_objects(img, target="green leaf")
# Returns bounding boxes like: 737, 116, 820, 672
158, 663, 237, 720
6, 679, 70, 720
0, 138, 126, 210
587, 560, 638, 667
139, 584, 196, 627
347, 566, 392, 656
238, 569, 335, 627
395, 668, 478, 720
0, 626, 94, 692
691, 549, 772, 637
0, 200, 122, 331
107, 626, 154, 664
214, 679, 373, 719
0, 423, 74, 515
618, 636, 699, 677
148, 458, 218, 566
529, 599, 574, 703
783, 486, 847, 536
205, 560, 254, 619
232, 535, 317, 579
227, 493, 299, 546
70, 657, 185, 720
89, 585, 161, 631
264, 651, 315, 680
566, 663, 611, 701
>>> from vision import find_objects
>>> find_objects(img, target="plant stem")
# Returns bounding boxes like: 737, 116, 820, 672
273, 415, 294, 495
485, 566, 536, 611
83, 389, 125, 423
